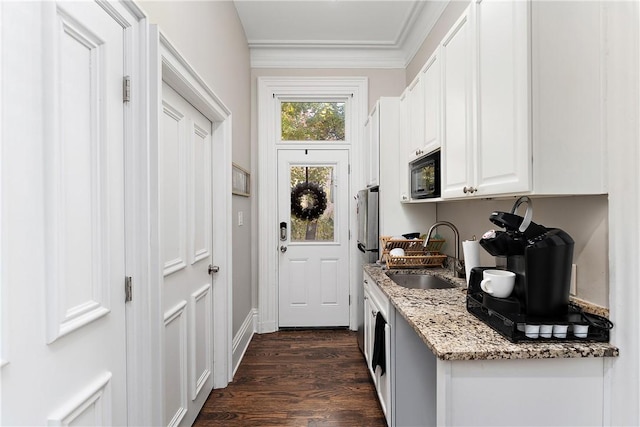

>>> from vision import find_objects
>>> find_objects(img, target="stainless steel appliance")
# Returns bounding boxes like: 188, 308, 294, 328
356, 186, 379, 352
410, 149, 440, 199
467, 196, 613, 342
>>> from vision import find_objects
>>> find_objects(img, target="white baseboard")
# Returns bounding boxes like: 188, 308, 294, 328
232, 309, 257, 377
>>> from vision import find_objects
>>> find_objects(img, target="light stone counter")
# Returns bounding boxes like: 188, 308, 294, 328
363, 263, 619, 361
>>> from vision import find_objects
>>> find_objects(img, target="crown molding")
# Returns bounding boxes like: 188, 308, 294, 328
250, 46, 407, 69
400, 0, 449, 66
249, 0, 449, 69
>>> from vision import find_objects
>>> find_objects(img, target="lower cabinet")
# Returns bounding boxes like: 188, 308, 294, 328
392, 308, 607, 427
393, 310, 437, 427
363, 272, 392, 425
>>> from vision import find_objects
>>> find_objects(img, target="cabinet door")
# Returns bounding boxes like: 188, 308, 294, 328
531, 1, 607, 195
369, 103, 380, 187
398, 91, 411, 201
363, 117, 372, 187
407, 77, 425, 160
441, 5, 475, 199
363, 289, 376, 379
422, 49, 442, 156
376, 323, 392, 425
475, 0, 531, 195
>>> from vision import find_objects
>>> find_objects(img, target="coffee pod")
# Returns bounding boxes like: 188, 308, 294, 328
525, 324, 540, 339
539, 324, 553, 338
573, 324, 589, 338
553, 324, 569, 339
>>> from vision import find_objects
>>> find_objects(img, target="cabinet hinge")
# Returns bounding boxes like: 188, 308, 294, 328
123, 76, 131, 103
125, 276, 133, 302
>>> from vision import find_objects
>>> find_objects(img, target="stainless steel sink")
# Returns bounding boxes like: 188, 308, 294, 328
385, 272, 457, 290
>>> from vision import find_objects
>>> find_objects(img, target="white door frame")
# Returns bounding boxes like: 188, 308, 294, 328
125, 23, 233, 425
256, 77, 368, 333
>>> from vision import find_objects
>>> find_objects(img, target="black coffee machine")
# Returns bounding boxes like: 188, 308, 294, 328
465, 196, 613, 341
475, 196, 574, 317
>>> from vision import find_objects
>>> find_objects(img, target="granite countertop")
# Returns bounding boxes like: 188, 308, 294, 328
363, 264, 619, 361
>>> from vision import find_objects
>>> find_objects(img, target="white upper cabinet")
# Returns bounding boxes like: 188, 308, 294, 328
422, 48, 442, 158
364, 102, 380, 187
475, 0, 531, 196
441, 0, 607, 199
442, 1, 531, 199
408, 49, 442, 164
530, 0, 607, 195
441, 5, 475, 199
406, 77, 426, 161
398, 89, 411, 201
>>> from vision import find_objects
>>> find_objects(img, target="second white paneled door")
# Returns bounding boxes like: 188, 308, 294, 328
277, 149, 350, 327
161, 82, 214, 427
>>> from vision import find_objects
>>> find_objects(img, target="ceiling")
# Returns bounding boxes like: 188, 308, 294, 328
233, 0, 449, 68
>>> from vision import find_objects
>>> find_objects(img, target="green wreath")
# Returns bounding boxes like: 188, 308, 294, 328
291, 182, 327, 221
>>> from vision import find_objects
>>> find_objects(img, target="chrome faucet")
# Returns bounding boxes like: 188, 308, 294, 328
424, 221, 465, 278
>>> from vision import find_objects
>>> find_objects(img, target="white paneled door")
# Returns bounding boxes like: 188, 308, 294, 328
278, 150, 350, 327
161, 82, 214, 427
2, 1, 130, 425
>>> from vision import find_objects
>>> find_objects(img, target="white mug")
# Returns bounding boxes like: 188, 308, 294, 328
480, 269, 516, 298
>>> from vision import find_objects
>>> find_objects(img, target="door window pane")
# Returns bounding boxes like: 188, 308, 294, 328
290, 165, 334, 242
281, 102, 345, 141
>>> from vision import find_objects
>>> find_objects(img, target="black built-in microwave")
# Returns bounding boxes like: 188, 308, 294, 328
410, 150, 441, 199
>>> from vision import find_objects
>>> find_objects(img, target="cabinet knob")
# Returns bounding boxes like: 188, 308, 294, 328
463, 186, 477, 194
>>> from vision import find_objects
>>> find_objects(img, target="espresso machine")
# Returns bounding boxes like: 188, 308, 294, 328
466, 196, 612, 342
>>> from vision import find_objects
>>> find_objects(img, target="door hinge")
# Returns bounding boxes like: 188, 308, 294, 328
349, 230, 351, 240
125, 276, 132, 302
123, 75, 131, 103
348, 164, 351, 174
349, 295, 352, 305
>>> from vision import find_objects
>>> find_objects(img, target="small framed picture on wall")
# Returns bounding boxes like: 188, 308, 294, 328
232, 163, 250, 197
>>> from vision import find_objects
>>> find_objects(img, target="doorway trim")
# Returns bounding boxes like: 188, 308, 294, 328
256, 77, 368, 333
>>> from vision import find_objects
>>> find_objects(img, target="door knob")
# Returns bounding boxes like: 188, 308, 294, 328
280, 245, 287, 253
208, 264, 220, 275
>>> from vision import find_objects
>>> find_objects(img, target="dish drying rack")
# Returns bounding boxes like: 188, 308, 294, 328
380, 236, 447, 268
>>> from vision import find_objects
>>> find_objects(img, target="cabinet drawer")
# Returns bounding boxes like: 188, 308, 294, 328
363, 272, 390, 321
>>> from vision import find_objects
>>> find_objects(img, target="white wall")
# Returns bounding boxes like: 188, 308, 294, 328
141, 1, 253, 337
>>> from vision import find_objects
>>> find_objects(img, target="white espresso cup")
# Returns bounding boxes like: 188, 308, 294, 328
480, 269, 516, 298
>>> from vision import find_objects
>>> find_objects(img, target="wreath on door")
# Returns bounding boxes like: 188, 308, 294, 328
291, 182, 327, 221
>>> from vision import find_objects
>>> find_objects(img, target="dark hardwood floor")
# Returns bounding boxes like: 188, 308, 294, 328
194, 329, 387, 427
